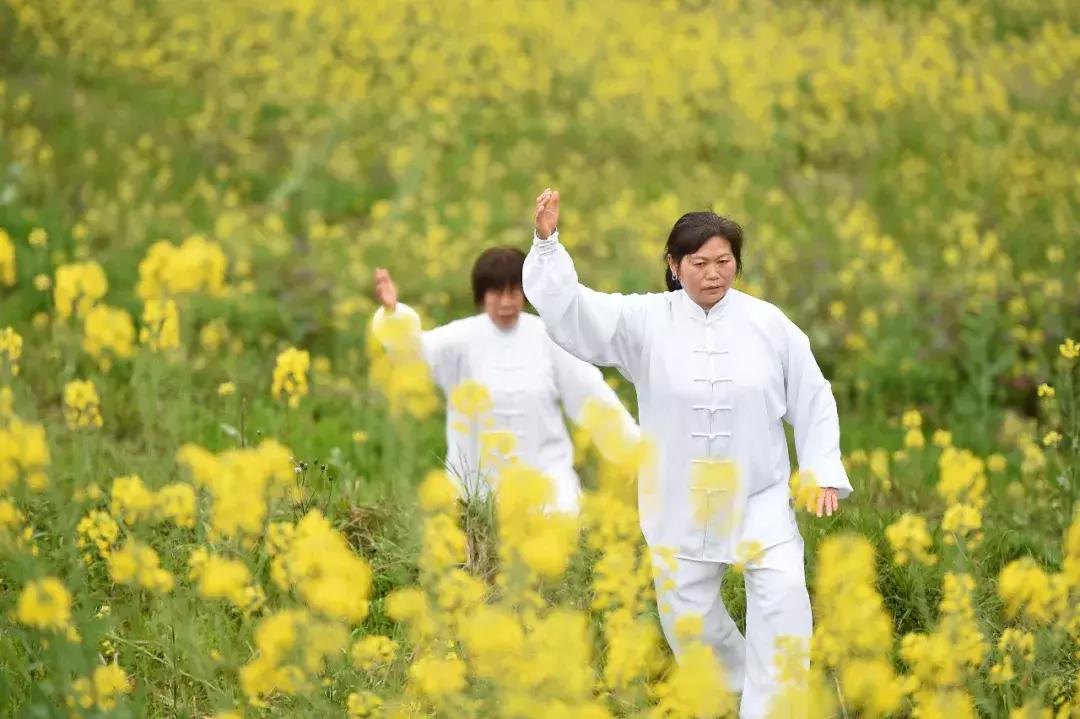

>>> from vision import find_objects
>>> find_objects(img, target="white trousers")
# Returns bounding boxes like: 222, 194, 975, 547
652, 536, 812, 719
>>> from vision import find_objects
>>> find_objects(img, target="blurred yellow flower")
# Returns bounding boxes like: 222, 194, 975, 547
271, 347, 309, 408
449, 379, 492, 418
217, 381, 236, 396
1042, 431, 1061, 448
1060, 338, 1079, 361
136, 235, 228, 300
418, 469, 458, 513
986, 453, 1007, 473
89, 664, 132, 710
901, 409, 923, 430
76, 509, 120, 558
110, 474, 155, 525
15, 576, 72, 632
1036, 383, 1054, 398
904, 428, 925, 450
83, 305, 135, 370
0, 327, 22, 376
54, 261, 108, 320
28, 228, 48, 247
107, 539, 174, 593
155, 482, 197, 528
139, 298, 180, 352
886, 513, 937, 566
63, 379, 103, 430
350, 635, 398, 671
0, 230, 15, 286
346, 691, 383, 718
32, 273, 51, 290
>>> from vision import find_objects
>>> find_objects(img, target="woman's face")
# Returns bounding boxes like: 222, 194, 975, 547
483, 285, 525, 329
668, 235, 738, 310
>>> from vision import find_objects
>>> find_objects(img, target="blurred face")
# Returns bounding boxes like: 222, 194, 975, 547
483, 285, 525, 329
668, 235, 738, 311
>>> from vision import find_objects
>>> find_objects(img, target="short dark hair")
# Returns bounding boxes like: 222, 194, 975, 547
471, 247, 526, 305
664, 212, 744, 291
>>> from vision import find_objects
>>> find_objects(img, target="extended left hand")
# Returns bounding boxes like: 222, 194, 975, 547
816, 487, 839, 517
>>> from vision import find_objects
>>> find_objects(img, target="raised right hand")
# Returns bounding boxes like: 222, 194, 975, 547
534, 188, 560, 240
373, 267, 398, 311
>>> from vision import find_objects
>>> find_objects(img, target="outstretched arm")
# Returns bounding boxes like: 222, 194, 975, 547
523, 188, 651, 382
370, 267, 462, 392
781, 316, 852, 516
551, 341, 639, 452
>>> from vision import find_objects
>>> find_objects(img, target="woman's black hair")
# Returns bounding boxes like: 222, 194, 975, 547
471, 246, 526, 305
664, 212, 744, 291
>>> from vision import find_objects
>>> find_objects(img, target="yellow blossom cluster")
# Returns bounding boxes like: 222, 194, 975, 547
0, 326, 22, 377
367, 313, 438, 420
238, 609, 349, 706
176, 440, 295, 543
15, 576, 74, 634
75, 510, 120, 560
271, 347, 309, 408
63, 379, 103, 430
53, 261, 108, 321
812, 534, 903, 717
188, 547, 264, 614
66, 663, 132, 712
82, 305, 135, 370
268, 510, 373, 623
350, 635, 398, 671
0, 415, 50, 492
139, 298, 180, 352
886, 513, 938, 566
106, 539, 175, 593
0, 229, 15, 286
936, 447, 987, 547
900, 573, 987, 700
108, 474, 196, 528
135, 235, 228, 300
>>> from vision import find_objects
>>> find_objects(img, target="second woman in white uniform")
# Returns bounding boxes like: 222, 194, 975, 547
523, 189, 852, 718
372, 246, 636, 515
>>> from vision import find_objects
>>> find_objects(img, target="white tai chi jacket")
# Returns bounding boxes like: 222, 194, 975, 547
372, 303, 636, 512
523, 231, 852, 561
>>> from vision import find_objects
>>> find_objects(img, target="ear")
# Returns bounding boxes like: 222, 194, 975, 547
666, 254, 679, 277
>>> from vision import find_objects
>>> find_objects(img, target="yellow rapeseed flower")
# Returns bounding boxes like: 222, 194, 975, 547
15, 577, 73, 632
449, 379, 492, 418
63, 379, 103, 430
139, 298, 181, 352
0, 229, 15, 286
0, 327, 22, 376
54, 261, 108, 320
886, 513, 937, 566
83, 305, 136, 370
271, 347, 309, 408
27, 228, 47, 247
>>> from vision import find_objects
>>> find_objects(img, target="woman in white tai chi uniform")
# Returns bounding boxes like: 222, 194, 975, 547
372, 246, 636, 514
523, 188, 852, 717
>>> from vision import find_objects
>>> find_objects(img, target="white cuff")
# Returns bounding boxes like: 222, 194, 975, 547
532, 228, 559, 254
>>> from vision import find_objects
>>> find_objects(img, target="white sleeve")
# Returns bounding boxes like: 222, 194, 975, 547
523, 229, 651, 382
551, 340, 638, 431
371, 302, 464, 393
781, 317, 852, 497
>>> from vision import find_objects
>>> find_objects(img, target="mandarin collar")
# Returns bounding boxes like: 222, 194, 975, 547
679, 287, 735, 323
482, 313, 521, 337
